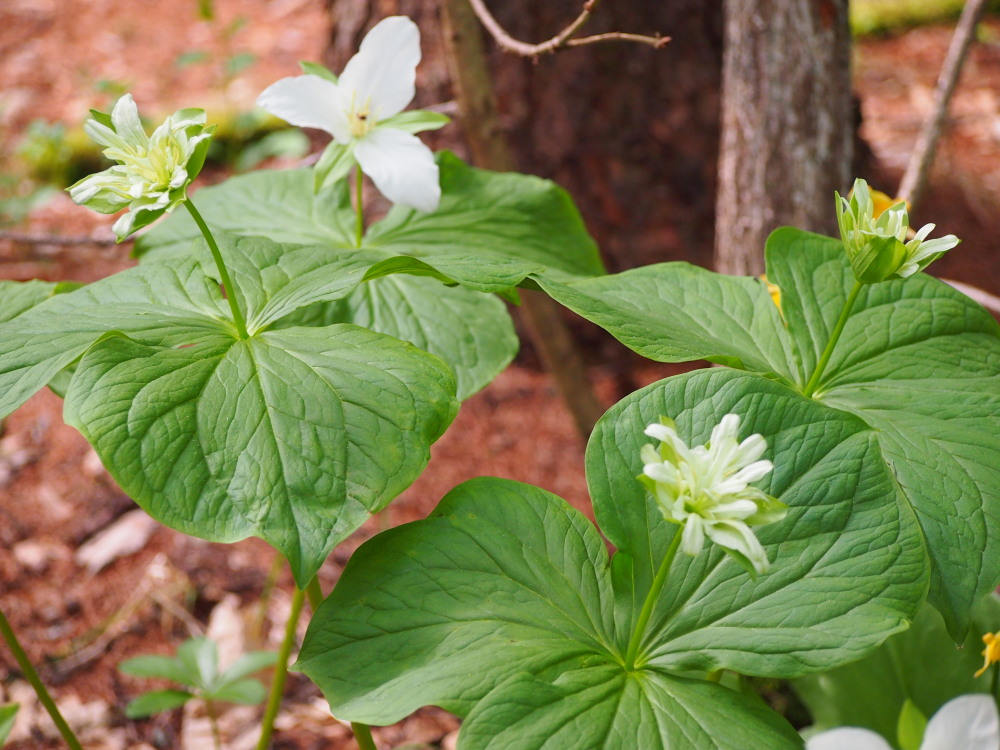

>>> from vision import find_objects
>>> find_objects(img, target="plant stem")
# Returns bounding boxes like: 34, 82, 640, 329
250, 554, 285, 648
802, 279, 864, 398
0, 606, 84, 750
624, 530, 683, 670
354, 166, 364, 248
184, 199, 249, 339
205, 698, 222, 750
305, 576, 324, 612
256, 584, 306, 750
352, 722, 377, 750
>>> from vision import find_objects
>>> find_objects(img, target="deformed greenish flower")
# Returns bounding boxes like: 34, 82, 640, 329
68, 94, 214, 241
835, 178, 960, 283
639, 414, 787, 576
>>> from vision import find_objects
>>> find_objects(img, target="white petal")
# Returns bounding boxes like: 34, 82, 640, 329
711, 500, 760, 519
911, 222, 935, 243
710, 414, 740, 446
680, 517, 705, 557
111, 94, 148, 147
922, 695, 999, 750
355, 128, 439, 212
644, 423, 677, 442
84, 119, 132, 153
643, 463, 678, 484
806, 727, 894, 750
731, 459, 773, 485
112, 211, 137, 240
257, 75, 349, 141
340, 16, 420, 120
639, 444, 661, 465
705, 520, 769, 572
735, 434, 767, 465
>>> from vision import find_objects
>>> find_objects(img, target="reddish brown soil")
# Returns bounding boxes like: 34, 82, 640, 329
1, 3, 999, 749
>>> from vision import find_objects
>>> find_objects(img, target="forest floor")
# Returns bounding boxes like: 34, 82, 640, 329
1, 2, 999, 748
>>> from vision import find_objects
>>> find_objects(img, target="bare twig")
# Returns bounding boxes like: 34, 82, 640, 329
467, 0, 669, 57
0, 231, 117, 247
897, 0, 988, 209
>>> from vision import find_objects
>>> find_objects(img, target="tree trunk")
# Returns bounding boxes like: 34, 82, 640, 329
715, 0, 853, 276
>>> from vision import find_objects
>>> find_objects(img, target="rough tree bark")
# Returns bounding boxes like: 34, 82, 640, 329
715, 0, 853, 276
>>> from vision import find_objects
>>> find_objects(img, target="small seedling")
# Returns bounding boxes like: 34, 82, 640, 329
119, 638, 277, 749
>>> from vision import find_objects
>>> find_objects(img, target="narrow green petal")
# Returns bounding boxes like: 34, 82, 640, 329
111, 94, 148, 147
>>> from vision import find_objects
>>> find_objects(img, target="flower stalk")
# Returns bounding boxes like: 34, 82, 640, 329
352, 722, 378, 750
305, 576, 324, 612
355, 167, 365, 248
802, 279, 863, 398
0, 606, 84, 750
256, 581, 307, 750
184, 200, 249, 339
624, 530, 683, 670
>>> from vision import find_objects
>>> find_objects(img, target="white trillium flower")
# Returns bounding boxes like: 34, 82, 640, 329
806, 695, 1000, 750
835, 178, 960, 283
68, 94, 214, 242
639, 414, 787, 576
256, 16, 443, 212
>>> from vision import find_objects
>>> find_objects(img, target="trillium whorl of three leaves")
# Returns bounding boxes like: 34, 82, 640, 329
538, 228, 1000, 637
0, 236, 459, 585
298, 369, 927, 749
765, 229, 1000, 636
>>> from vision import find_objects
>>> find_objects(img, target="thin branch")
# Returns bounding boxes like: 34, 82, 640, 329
467, 0, 668, 57
0, 230, 118, 247
897, 0, 988, 209
566, 31, 671, 49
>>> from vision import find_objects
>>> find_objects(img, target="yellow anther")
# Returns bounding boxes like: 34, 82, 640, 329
974, 631, 1000, 679
760, 274, 782, 316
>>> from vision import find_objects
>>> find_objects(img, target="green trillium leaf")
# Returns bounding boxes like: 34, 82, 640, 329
0, 259, 233, 420
298, 369, 925, 748
535, 226, 999, 637
0, 236, 458, 585
64, 324, 457, 585
535, 264, 796, 378
461, 668, 802, 750
765, 229, 1000, 637
0, 280, 81, 324
275, 275, 518, 400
